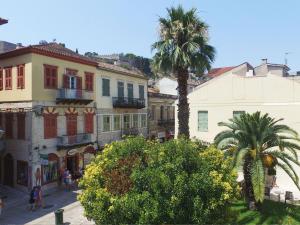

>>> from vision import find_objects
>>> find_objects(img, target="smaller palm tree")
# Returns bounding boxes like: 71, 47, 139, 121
214, 112, 300, 207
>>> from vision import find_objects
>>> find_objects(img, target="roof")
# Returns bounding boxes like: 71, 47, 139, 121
97, 61, 147, 80
148, 87, 160, 93
148, 91, 177, 100
0, 18, 8, 25
0, 42, 98, 66
206, 66, 236, 78
0, 42, 148, 79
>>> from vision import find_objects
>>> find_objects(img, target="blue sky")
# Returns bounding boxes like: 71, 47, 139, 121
1, 0, 300, 71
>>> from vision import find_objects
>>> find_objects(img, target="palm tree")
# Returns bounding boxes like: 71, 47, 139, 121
152, 5, 215, 138
214, 112, 300, 207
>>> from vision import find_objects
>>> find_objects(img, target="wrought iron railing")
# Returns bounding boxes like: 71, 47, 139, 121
57, 133, 92, 147
57, 88, 93, 100
112, 97, 145, 109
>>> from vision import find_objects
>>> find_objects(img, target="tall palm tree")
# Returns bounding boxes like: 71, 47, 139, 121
152, 5, 215, 138
214, 112, 300, 207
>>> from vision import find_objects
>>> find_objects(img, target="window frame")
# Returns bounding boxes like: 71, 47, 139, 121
123, 114, 131, 129
85, 72, 94, 92
5, 113, 13, 139
4, 67, 12, 90
102, 115, 111, 132
0, 68, 3, 91
140, 114, 147, 128
17, 64, 25, 89
102, 78, 110, 97
85, 113, 94, 134
117, 81, 124, 98
113, 114, 121, 131
138, 85, 145, 99
44, 64, 58, 89
198, 111, 208, 132
127, 83, 134, 99
44, 114, 57, 139
17, 113, 26, 140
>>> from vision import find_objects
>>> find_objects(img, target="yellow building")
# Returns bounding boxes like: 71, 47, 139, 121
0, 42, 147, 191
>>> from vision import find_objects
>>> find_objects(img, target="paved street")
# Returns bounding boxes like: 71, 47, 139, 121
0, 188, 94, 225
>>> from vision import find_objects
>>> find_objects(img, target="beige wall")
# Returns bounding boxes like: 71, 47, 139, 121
95, 69, 148, 109
31, 54, 96, 101
0, 53, 33, 101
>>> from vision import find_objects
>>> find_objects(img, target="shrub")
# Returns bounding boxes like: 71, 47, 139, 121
78, 137, 239, 224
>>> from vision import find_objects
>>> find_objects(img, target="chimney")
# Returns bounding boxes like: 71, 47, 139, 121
261, 58, 268, 64
16, 43, 23, 49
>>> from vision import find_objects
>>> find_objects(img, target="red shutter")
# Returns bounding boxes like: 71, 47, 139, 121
17, 113, 25, 139
0, 69, 3, 91
77, 77, 82, 90
17, 65, 25, 89
5, 68, 12, 90
52, 68, 57, 88
5, 113, 13, 139
44, 114, 57, 139
63, 75, 69, 88
85, 114, 93, 133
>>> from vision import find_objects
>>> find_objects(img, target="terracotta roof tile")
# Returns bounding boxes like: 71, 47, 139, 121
207, 66, 235, 78
31, 43, 97, 64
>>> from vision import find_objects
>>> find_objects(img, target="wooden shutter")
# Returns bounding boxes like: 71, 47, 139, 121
63, 75, 69, 88
5, 113, 13, 138
44, 114, 57, 139
17, 113, 25, 139
0, 69, 3, 91
77, 77, 82, 90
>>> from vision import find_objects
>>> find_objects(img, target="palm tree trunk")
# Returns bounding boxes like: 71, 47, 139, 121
243, 155, 255, 209
177, 67, 190, 138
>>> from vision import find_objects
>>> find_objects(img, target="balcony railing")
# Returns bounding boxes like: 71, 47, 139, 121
157, 119, 175, 126
122, 127, 139, 136
56, 88, 93, 104
57, 133, 92, 148
112, 97, 145, 109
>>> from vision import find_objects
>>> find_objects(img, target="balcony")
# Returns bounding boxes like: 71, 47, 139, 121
56, 88, 93, 105
112, 97, 145, 109
57, 133, 93, 149
157, 119, 175, 126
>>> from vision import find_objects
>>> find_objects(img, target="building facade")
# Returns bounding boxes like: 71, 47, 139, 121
175, 60, 300, 193
148, 88, 177, 141
0, 42, 147, 191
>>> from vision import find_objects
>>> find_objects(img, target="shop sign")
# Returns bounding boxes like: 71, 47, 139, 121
40, 154, 48, 165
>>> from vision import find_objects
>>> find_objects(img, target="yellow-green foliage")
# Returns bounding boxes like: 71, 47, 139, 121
78, 137, 239, 224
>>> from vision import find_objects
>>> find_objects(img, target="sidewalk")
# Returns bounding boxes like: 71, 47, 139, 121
0, 188, 94, 225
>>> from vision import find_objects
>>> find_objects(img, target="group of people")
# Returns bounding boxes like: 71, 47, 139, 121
62, 168, 83, 191
28, 185, 43, 211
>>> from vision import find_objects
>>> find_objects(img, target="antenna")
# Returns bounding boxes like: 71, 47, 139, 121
285, 52, 292, 66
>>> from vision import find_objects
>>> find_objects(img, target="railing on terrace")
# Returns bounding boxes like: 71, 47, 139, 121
112, 97, 145, 109
56, 88, 93, 104
57, 133, 92, 147
157, 119, 175, 126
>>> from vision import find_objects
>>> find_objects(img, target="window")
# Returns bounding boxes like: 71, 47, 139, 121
132, 114, 138, 128
233, 111, 245, 119
102, 78, 110, 96
0, 68, 3, 91
160, 105, 164, 120
113, 115, 121, 131
127, 83, 133, 99
139, 85, 144, 99
141, 114, 147, 127
198, 111, 208, 132
41, 153, 58, 184
17, 161, 28, 186
44, 114, 57, 139
85, 72, 94, 91
44, 65, 57, 89
17, 113, 25, 139
66, 114, 77, 135
17, 64, 25, 89
85, 114, 94, 133
151, 105, 156, 120
123, 114, 131, 129
5, 113, 13, 139
103, 115, 111, 132
5, 67, 12, 90
117, 81, 124, 98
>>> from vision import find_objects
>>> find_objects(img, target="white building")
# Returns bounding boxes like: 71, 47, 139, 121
175, 59, 300, 196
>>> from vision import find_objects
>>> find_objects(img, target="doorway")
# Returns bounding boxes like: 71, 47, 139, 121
66, 155, 78, 175
3, 154, 14, 187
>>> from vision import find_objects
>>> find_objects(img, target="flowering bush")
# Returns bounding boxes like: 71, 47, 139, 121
78, 137, 238, 224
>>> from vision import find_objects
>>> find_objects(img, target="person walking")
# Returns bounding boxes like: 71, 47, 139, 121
28, 188, 35, 211
33, 186, 39, 210
37, 186, 44, 208
0, 197, 4, 216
